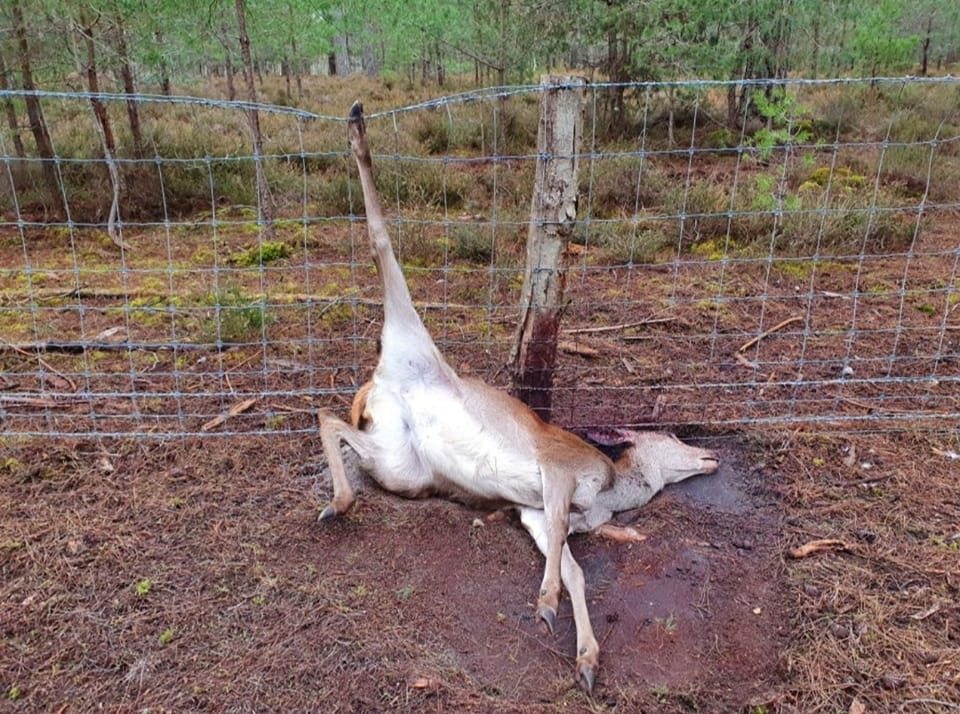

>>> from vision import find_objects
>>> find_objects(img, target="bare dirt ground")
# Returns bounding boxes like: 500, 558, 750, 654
2, 431, 791, 713
2, 426, 958, 712
2, 206, 959, 711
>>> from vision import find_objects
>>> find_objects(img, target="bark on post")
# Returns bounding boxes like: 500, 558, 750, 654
512, 75, 585, 422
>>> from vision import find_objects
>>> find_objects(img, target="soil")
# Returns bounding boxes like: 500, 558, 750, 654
2, 431, 790, 713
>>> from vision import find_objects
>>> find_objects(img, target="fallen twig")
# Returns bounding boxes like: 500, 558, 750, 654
200, 397, 259, 431
738, 316, 803, 354
833, 474, 892, 488
788, 538, 850, 559
558, 340, 599, 358
266, 401, 314, 415
838, 396, 947, 417
734, 351, 758, 370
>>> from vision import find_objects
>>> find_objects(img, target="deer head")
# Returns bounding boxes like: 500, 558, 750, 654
590, 428, 719, 487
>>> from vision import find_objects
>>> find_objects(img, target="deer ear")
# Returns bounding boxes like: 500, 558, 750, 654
586, 428, 635, 447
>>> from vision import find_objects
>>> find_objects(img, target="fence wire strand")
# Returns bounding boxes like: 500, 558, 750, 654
1, 78, 958, 439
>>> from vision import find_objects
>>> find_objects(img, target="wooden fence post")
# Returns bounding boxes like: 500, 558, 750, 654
511, 75, 585, 422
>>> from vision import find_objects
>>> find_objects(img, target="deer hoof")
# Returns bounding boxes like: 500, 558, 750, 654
576, 663, 595, 694
318, 504, 339, 522
537, 605, 557, 633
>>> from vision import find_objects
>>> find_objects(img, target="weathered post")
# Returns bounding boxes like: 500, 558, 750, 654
512, 75, 585, 421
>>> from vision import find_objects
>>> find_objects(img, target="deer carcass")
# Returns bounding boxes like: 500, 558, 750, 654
316, 102, 718, 692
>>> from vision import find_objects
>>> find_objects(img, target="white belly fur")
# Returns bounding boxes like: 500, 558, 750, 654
366, 380, 544, 507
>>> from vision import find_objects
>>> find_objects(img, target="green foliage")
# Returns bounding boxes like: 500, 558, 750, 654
203, 286, 272, 344
450, 226, 494, 263
853, 0, 919, 75
229, 241, 290, 267
135, 578, 153, 597
749, 89, 811, 162
705, 129, 737, 149
803, 166, 866, 190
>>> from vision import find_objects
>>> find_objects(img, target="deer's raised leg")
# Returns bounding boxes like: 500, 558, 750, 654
347, 102, 434, 351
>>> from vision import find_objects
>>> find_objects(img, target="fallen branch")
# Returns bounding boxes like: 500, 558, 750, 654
838, 396, 946, 416
738, 316, 803, 354
0, 338, 77, 391
563, 316, 683, 335
833, 474, 892, 488
0, 395, 78, 408
0, 341, 212, 354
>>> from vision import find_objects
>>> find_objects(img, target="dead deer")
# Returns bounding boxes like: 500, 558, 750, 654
317, 101, 718, 692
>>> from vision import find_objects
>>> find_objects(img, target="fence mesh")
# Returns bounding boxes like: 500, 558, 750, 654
1, 77, 958, 439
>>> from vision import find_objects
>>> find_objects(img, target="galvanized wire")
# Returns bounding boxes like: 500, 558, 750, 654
1, 77, 958, 439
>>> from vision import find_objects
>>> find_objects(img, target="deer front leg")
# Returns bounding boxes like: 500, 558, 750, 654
317, 409, 373, 521
519, 507, 599, 693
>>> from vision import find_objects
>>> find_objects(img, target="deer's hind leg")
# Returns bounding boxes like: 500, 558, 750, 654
534, 466, 576, 634
519, 507, 599, 693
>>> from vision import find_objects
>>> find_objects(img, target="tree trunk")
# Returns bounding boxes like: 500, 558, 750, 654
115, 15, 143, 158
435, 41, 444, 86
78, 12, 123, 249
80, 17, 117, 157
220, 23, 237, 101
920, 17, 933, 76
811, 19, 820, 76
511, 76, 585, 421
225, 54, 236, 101
726, 82, 739, 130
234, 0, 274, 238
11, 0, 63, 216
153, 30, 170, 97
155, 31, 171, 94
291, 38, 302, 98
0, 50, 25, 158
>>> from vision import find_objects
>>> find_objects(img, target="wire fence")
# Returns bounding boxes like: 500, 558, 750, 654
1, 77, 958, 439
